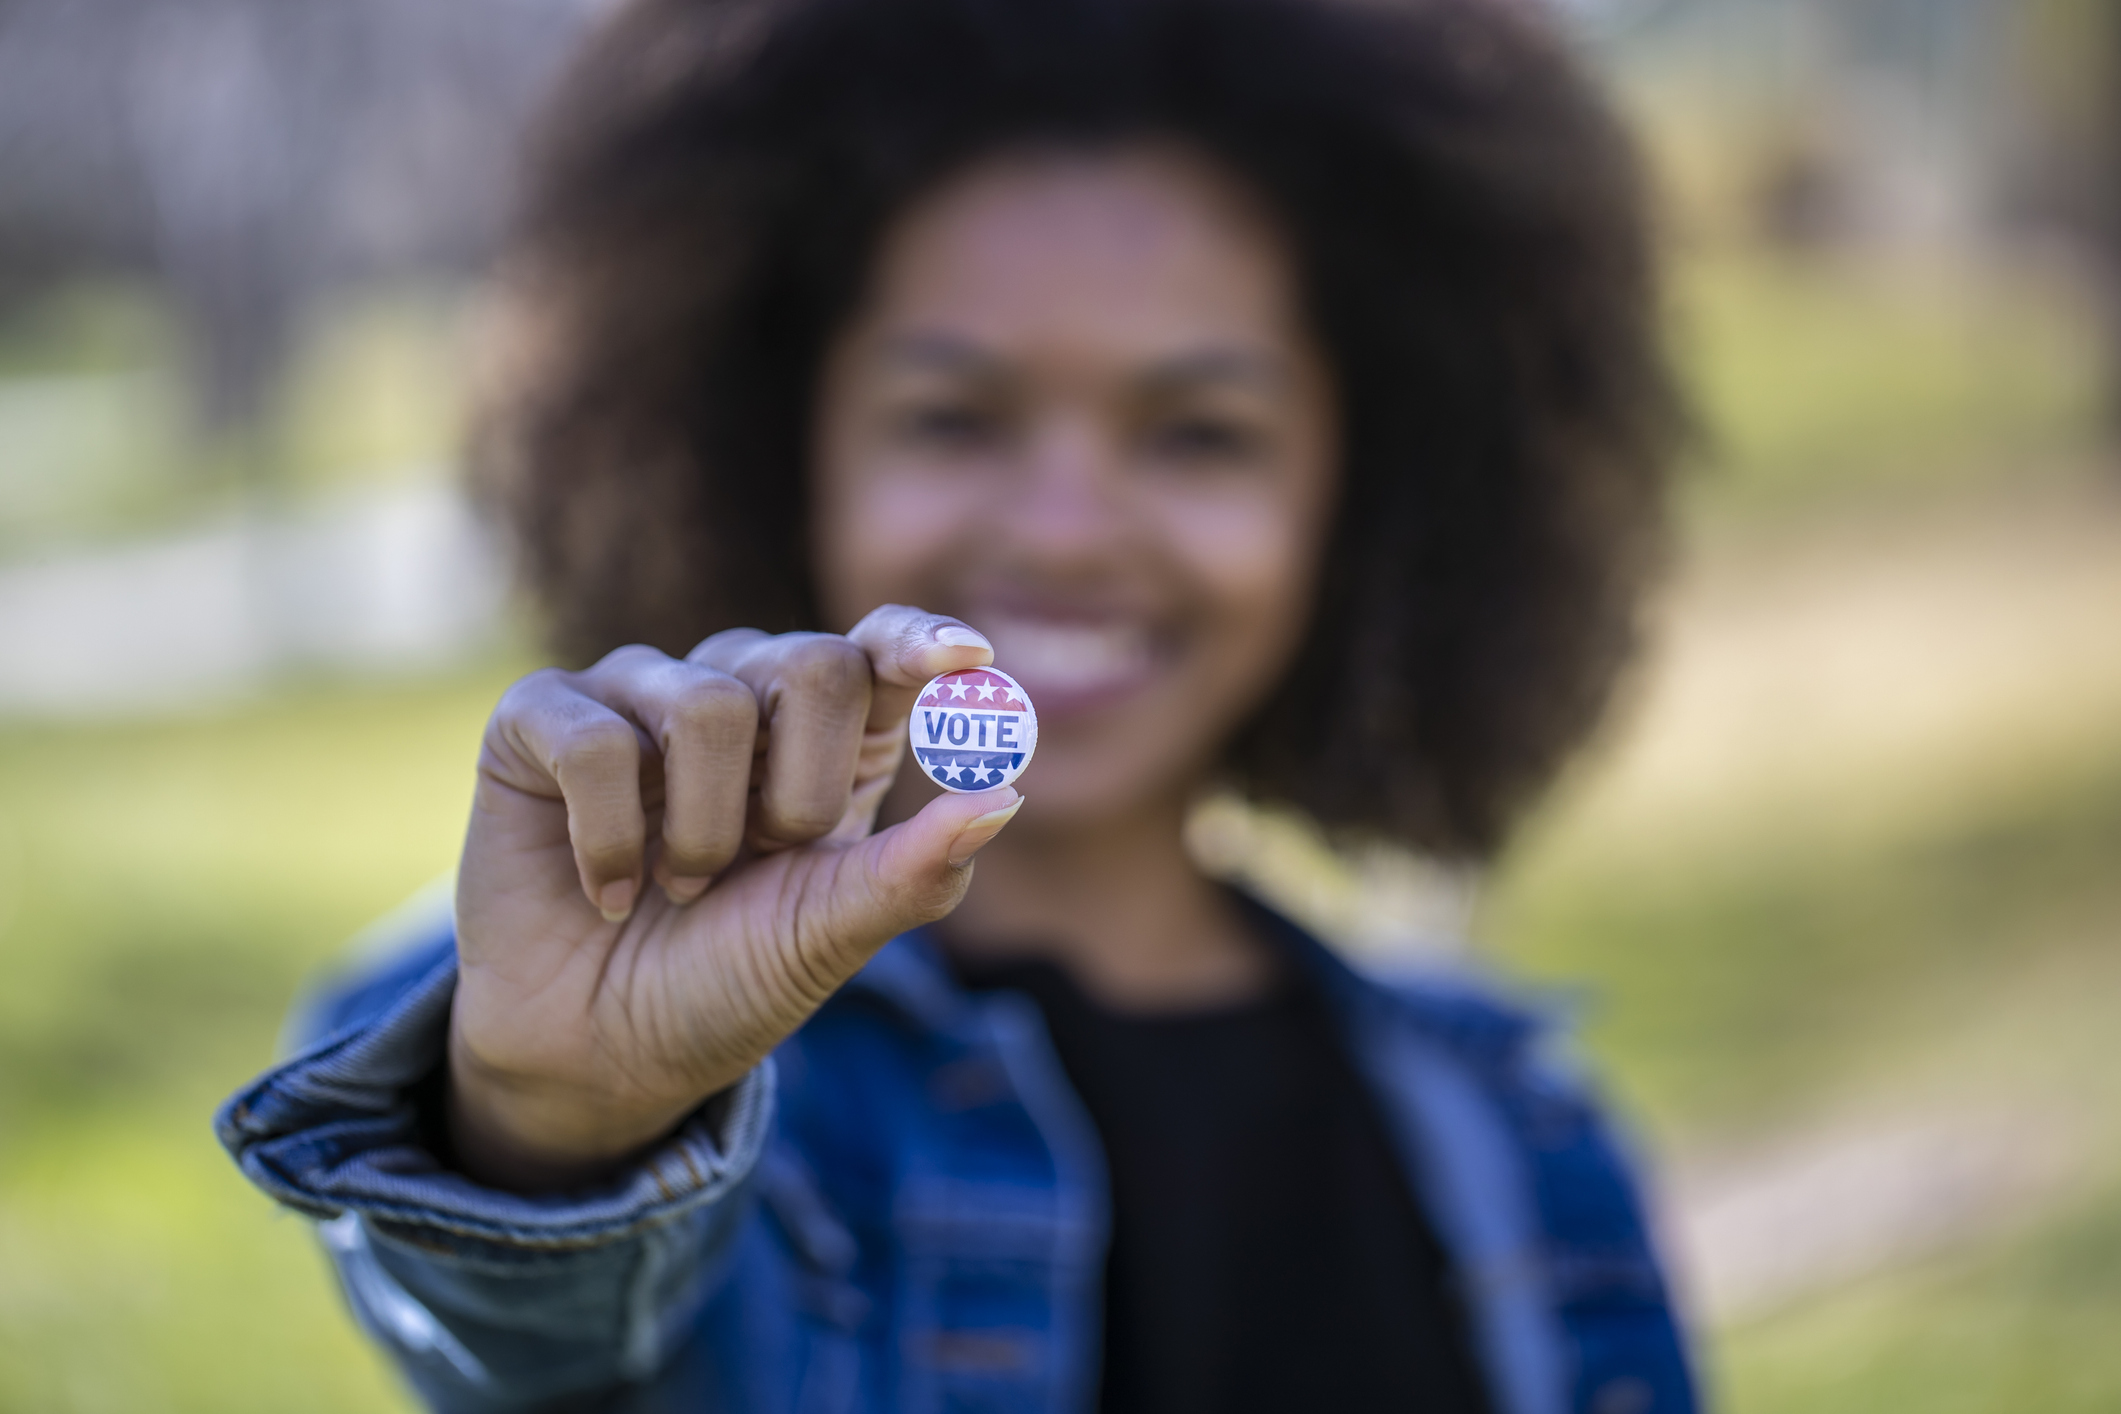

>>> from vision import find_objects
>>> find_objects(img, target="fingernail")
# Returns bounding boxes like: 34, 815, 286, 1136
664, 875, 710, 905
947, 795, 1024, 866
598, 878, 637, 922
934, 624, 991, 651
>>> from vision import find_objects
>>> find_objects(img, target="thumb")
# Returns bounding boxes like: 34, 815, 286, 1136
830, 785, 1023, 938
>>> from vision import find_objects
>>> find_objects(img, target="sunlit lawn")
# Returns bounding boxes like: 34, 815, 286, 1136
2, 234, 2117, 1409
2, 555, 2118, 1411
1671, 247, 2107, 520
1488, 724, 2121, 1135
1489, 682, 2121, 1412
0, 672, 523, 1412
0, 602, 2112, 1407
1717, 1172, 2121, 1414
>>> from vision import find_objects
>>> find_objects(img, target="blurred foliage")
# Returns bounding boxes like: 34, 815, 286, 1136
0, 282, 181, 380
271, 295, 468, 496
0, 286, 463, 557
3, 55, 2119, 1411
1673, 249, 2107, 519
0, 284, 194, 551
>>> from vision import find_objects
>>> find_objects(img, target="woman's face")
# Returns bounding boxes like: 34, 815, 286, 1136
812, 146, 1340, 826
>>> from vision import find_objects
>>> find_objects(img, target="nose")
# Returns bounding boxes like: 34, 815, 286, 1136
994, 413, 1132, 569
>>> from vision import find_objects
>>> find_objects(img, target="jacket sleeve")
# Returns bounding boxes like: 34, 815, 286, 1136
214, 921, 774, 1413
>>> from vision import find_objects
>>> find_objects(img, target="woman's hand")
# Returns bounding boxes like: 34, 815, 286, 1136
447, 605, 1020, 1191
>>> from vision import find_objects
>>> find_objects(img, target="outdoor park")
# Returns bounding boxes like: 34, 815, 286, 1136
1, 0, 2119, 1409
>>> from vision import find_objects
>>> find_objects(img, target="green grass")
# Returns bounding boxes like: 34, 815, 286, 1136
0, 668, 527, 1413
1481, 609, 2121, 1413
1717, 1175, 2121, 1414
1484, 731, 2121, 1137
3, 650, 2117, 1410
2, 215, 2116, 1411
1673, 248, 2109, 519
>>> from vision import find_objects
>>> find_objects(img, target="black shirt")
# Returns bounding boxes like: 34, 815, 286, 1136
958, 955, 1493, 1414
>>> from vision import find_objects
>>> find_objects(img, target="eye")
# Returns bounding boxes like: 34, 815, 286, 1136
894, 399, 1006, 453
1143, 414, 1266, 464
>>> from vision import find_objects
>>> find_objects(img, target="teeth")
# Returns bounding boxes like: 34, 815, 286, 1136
983, 616, 1152, 693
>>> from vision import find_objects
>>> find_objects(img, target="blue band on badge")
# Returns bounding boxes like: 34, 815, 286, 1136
911, 667, 1038, 792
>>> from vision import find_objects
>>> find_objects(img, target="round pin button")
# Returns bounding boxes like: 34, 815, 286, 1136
910, 667, 1038, 792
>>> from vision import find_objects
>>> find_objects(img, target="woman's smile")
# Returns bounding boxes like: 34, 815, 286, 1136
225, 0, 1691, 1404
975, 609, 1160, 717
814, 145, 1340, 824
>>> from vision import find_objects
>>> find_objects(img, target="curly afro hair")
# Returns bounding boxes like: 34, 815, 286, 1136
473, 0, 1680, 859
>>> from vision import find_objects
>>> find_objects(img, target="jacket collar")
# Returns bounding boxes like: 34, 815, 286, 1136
844, 894, 1544, 1038
840, 887, 1544, 1064
839, 890, 1570, 1414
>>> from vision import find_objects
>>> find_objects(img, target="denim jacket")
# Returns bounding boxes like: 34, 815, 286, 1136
216, 894, 1694, 1414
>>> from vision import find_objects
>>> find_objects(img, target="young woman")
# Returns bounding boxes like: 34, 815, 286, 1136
219, 0, 1691, 1409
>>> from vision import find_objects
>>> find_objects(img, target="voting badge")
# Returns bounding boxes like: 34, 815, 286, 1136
911, 667, 1037, 792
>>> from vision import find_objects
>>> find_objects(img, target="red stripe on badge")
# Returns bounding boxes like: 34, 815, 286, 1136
917, 669, 1028, 713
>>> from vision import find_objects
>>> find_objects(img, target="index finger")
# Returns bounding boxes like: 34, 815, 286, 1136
845, 605, 993, 734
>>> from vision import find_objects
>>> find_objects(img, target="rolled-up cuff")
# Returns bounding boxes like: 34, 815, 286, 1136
215, 950, 774, 1258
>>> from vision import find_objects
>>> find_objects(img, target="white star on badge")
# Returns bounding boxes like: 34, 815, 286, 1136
974, 682, 996, 702
949, 682, 969, 699
943, 763, 963, 782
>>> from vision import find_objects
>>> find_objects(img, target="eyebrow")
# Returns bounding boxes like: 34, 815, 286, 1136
874, 333, 1006, 377
875, 333, 1291, 391
1136, 347, 1290, 393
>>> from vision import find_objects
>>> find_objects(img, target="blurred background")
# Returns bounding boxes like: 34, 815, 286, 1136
1, 0, 2118, 1408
